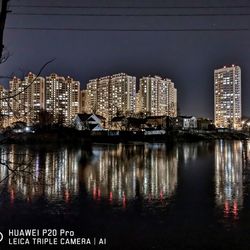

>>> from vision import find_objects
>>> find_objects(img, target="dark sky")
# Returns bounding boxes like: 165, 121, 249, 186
1, 0, 250, 118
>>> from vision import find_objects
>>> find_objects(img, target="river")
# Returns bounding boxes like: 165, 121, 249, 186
0, 140, 249, 249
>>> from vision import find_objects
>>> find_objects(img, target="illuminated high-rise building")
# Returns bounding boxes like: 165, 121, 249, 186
214, 65, 241, 129
168, 81, 177, 117
0, 84, 12, 127
85, 73, 136, 121
109, 73, 136, 118
85, 79, 98, 114
6, 73, 80, 126
135, 92, 141, 114
65, 76, 80, 124
97, 76, 110, 119
9, 73, 45, 124
137, 75, 177, 117
25, 73, 46, 122
9, 76, 25, 121
45, 73, 67, 123
80, 90, 87, 113
45, 73, 80, 125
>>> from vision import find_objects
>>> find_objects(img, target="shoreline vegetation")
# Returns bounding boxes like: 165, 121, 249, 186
1, 127, 249, 144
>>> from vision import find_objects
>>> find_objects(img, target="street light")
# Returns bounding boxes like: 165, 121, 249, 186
247, 122, 250, 134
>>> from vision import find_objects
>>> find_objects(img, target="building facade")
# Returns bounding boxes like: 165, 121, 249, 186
65, 76, 80, 125
9, 73, 45, 124
109, 73, 136, 119
0, 73, 80, 127
79, 90, 87, 113
137, 75, 177, 117
85, 73, 136, 122
85, 79, 98, 114
45, 73, 80, 125
0, 84, 12, 127
214, 65, 241, 129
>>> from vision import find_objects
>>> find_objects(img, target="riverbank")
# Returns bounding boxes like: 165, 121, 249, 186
1, 128, 248, 144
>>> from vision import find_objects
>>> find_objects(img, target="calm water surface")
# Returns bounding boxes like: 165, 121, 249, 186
0, 140, 250, 249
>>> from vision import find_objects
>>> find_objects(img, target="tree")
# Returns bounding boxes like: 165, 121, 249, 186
55, 111, 65, 127
0, 0, 10, 62
37, 109, 54, 128
0, 2, 56, 187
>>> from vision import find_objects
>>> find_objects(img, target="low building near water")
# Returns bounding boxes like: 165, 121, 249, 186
175, 116, 197, 130
111, 115, 177, 131
73, 113, 105, 131
197, 118, 214, 130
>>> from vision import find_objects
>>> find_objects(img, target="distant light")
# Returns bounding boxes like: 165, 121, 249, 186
25, 127, 30, 132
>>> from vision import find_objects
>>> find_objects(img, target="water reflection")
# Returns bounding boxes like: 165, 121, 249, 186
0, 145, 79, 203
82, 144, 178, 206
0, 143, 178, 208
0, 141, 249, 217
215, 141, 244, 219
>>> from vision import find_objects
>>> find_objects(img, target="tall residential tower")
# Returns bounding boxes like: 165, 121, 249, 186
214, 65, 241, 129
137, 75, 177, 117
85, 73, 136, 121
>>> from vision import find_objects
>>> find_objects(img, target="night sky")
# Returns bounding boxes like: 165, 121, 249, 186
1, 0, 250, 118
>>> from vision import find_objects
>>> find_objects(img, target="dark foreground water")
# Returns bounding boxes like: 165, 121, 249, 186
0, 140, 250, 249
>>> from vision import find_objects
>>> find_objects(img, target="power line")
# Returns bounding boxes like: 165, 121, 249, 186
6, 27, 249, 32
10, 12, 250, 17
9, 5, 250, 9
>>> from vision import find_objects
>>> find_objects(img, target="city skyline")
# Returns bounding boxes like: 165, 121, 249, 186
1, 71, 178, 126
1, 66, 247, 129
0, 72, 80, 126
1, 0, 250, 118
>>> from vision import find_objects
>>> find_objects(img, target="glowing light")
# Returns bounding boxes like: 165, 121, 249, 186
160, 191, 163, 202
224, 201, 230, 218
233, 201, 238, 219
93, 188, 96, 200
109, 192, 113, 202
122, 192, 126, 209
64, 190, 70, 203
97, 188, 101, 201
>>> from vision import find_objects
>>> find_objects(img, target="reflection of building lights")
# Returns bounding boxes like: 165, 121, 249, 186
109, 192, 113, 202
83, 144, 178, 207
64, 191, 70, 203
233, 201, 238, 219
224, 201, 230, 218
93, 188, 96, 200
97, 188, 101, 201
160, 191, 163, 202
122, 192, 126, 209
0, 146, 79, 203
0, 144, 179, 210
215, 141, 243, 219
